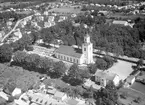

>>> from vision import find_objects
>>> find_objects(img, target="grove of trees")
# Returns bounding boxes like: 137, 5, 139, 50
0, 44, 13, 63
12, 51, 67, 78
39, 14, 145, 59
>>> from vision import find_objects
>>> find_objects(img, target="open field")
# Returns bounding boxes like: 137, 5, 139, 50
107, 60, 134, 80
0, 63, 41, 91
108, 13, 145, 20
50, 6, 82, 14
130, 82, 145, 94
118, 88, 145, 105
0, 2, 31, 7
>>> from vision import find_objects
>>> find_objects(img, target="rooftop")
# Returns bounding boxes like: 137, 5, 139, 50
126, 75, 135, 82
53, 91, 66, 100
112, 20, 128, 25
66, 99, 79, 105
95, 70, 117, 81
55, 45, 82, 58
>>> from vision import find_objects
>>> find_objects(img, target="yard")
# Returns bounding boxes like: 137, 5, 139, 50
108, 13, 145, 20
130, 82, 145, 94
50, 5, 82, 14
107, 60, 134, 80
118, 88, 145, 105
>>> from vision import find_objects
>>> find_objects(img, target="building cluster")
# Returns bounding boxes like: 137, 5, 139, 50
0, 82, 89, 105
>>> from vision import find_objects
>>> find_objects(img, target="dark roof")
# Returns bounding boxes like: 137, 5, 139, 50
55, 45, 82, 58
3, 84, 16, 95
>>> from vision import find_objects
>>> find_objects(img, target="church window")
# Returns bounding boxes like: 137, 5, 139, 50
58, 55, 60, 58
70, 58, 72, 62
84, 48, 86, 51
64, 56, 66, 60
61, 56, 63, 59
67, 57, 69, 61
77, 59, 78, 63
73, 59, 75, 63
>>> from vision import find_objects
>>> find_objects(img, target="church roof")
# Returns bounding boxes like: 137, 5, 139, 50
55, 45, 82, 58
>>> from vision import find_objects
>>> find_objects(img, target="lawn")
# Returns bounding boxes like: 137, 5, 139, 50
50, 6, 82, 14
118, 88, 145, 105
107, 60, 134, 80
130, 82, 145, 94
108, 13, 145, 20
0, 63, 41, 91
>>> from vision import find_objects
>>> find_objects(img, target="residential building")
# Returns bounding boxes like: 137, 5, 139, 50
53, 91, 67, 101
126, 75, 135, 85
112, 20, 129, 26
95, 70, 120, 87
55, 34, 94, 64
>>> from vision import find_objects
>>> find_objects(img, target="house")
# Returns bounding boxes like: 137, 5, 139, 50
66, 99, 79, 105
20, 20, 27, 28
44, 22, 51, 28
46, 88, 57, 95
3, 84, 16, 95
95, 70, 120, 87
66, 98, 86, 105
98, 11, 109, 16
55, 34, 94, 64
126, 75, 135, 85
12, 88, 22, 97
53, 91, 67, 101
48, 16, 55, 22
112, 20, 129, 26
0, 91, 9, 101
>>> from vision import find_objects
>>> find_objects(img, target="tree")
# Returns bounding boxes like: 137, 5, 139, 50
0, 44, 13, 63
67, 64, 80, 79
79, 69, 91, 79
52, 61, 66, 78
13, 51, 27, 64
103, 56, 114, 69
95, 58, 108, 70
94, 82, 118, 105
137, 59, 143, 68
88, 64, 97, 74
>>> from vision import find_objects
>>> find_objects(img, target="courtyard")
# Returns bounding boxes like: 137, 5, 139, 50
107, 60, 134, 80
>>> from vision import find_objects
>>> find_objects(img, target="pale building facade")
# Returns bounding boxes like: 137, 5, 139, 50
95, 70, 120, 87
55, 34, 94, 64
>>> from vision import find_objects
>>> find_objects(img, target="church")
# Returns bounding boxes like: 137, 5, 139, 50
55, 34, 94, 64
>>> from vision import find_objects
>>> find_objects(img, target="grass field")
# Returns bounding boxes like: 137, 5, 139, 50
130, 82, 145, 94
0, 63, 41, 91
50, 6, 82, 14
0, 2, 30, 7
118, 88, 145, 105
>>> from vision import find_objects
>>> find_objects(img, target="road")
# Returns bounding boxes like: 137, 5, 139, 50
1, 19, 22, 43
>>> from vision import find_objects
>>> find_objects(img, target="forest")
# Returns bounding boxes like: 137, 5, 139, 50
38, 14, 145, 59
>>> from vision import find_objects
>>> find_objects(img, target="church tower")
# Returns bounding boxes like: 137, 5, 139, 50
82, 34, 94, 64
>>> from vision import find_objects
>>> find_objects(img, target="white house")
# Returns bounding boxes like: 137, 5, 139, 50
12, 88, 22, 97
112, 20, 129, 26
95, 70, 120, 87
55, 34, 94, 64
126, 75, 135, 85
